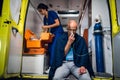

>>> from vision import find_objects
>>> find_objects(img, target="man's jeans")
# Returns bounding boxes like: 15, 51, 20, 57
53, 61, 91, 80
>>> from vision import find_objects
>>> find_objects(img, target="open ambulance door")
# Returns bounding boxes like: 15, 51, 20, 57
0, 0, 28, 79
109, 0, 120, 79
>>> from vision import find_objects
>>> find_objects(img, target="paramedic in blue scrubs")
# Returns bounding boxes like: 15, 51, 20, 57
37, 3, 64, 73
49, 20, 94, 80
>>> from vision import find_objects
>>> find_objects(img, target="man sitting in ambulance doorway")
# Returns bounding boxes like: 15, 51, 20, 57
48, 20, 94, 80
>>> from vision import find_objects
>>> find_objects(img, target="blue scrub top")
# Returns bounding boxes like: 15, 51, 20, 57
43, 10, 64, 34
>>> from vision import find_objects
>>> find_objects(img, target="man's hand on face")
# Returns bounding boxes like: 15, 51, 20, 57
68, 32, 75, 45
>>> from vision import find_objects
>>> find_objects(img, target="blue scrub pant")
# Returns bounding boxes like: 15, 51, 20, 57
48, 33, 62, 66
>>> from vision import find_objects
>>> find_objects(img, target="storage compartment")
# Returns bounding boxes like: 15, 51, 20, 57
22, 54, 48, 75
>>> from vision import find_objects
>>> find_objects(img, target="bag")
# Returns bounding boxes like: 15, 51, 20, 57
40, 32, 54, 43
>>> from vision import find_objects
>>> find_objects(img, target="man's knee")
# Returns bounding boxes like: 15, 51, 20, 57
78, 73, 91, 80
53, 76, 63, 80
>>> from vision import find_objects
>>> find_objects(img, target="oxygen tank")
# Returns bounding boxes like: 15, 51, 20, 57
94, 15, 105, 72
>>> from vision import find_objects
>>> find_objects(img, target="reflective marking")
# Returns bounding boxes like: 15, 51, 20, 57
0, 40, 1, 51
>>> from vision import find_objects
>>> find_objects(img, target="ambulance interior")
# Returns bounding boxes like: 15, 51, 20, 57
7, 0, 115, 79
22, 0, 85, 76
23, 0, 112, 77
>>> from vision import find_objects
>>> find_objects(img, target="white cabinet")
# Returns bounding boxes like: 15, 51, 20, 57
22, 54, 48, 75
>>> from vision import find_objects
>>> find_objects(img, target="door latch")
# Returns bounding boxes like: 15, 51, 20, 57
4, 20, 11, 24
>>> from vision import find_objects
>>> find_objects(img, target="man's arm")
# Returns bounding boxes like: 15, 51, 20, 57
64, 33, 75, 55
77, 37, 89, 74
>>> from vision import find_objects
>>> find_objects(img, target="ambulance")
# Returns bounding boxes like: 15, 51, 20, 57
0, 0, 120, 80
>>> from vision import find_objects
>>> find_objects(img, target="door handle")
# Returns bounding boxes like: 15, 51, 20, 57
4, 20, 11, 24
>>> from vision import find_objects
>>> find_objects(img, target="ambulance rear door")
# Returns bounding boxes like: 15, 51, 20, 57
0, 0, 28, 78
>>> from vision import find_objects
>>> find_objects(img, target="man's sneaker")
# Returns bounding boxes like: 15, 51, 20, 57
45, 67, 51, 74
